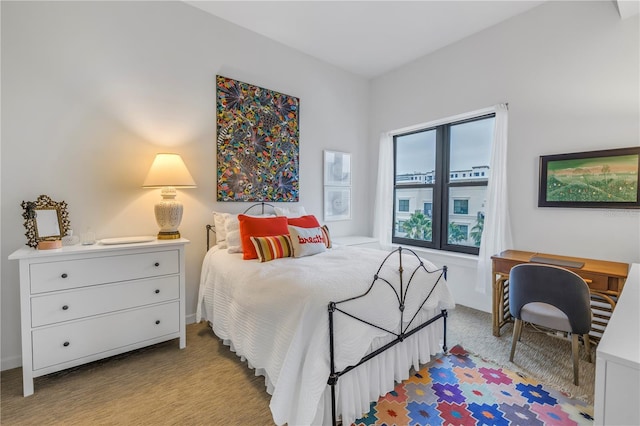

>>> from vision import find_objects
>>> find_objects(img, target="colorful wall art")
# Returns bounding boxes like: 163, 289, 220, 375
216, 75, 300, 202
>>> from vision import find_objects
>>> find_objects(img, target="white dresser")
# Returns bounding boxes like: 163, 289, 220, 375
8, 238, 188, 396
594, 262, 639, 425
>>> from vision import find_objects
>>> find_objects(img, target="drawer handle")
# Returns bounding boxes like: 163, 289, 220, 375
155, 289, 160, 294
155, 320, 160, 325
154, 262, 160, 267
63, 341, 70, 347
61, 273, 68, 279
62, 305, 69, 311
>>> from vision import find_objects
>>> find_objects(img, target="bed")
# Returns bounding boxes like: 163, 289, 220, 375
196, 221, 455, 425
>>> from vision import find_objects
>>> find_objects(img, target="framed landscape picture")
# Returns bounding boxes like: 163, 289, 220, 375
538, 146, 640, 209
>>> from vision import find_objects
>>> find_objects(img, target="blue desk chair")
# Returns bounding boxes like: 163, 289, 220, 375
508, 263, 592, 385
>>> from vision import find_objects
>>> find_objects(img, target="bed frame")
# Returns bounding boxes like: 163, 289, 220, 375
205, 204, 449, 425
327, 246, 448, 426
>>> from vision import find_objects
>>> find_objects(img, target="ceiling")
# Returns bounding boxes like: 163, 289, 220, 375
185, 1, 548, 78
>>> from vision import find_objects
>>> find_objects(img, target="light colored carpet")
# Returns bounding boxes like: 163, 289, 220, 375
447, 305, 595, 405
1, 324, 274, 425
1, 305, 594, 425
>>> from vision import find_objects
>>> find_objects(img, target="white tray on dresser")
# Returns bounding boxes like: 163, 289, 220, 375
8, 238, 189, 396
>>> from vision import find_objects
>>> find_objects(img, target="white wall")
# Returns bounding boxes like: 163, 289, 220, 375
369, 1, 640, 311
0, 1, 369, 370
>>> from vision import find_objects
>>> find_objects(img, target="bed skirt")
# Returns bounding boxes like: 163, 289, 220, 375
213, 308, 446, 426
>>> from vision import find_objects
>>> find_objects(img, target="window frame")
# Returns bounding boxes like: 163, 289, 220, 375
392, 113, 494, 255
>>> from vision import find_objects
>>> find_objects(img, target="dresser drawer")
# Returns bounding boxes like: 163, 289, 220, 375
30, 250, 179, 294
32, 301, 179, 370
31, 275, 180, 327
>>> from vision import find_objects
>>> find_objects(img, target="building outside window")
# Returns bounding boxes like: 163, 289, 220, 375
393, 114, 494, 255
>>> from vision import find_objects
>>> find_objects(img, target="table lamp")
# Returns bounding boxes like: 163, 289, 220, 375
143, 153, 196, 239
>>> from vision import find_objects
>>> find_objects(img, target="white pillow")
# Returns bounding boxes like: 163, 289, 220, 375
275, 205, 307, 218
224, 216, 243, 253
213, 212, 230, 248
226, 230, 243, 253
288, 225, 326, 258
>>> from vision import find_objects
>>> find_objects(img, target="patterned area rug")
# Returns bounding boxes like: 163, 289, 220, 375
352, 345, 593, 426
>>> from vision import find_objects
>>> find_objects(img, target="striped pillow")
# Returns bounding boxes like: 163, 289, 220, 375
250, 234, 293, 262
321, 225, 332, 248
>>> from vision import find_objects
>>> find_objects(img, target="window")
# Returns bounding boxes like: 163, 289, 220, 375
453, 199, 469, 215
423, 202, 432, 218
393, 114, 494, 255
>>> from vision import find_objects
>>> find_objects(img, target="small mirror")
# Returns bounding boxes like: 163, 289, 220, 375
21, 195, 71, 248
34, 208, 62, 238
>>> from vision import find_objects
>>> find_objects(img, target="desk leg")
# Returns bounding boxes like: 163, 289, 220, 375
492, 273, 502, 337
492, 272, 511, 337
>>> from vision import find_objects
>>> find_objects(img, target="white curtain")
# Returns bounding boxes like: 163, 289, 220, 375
373, 132, 394, 250
475, 103, 513, 293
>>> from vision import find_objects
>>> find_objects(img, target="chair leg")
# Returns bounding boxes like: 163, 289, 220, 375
510, 319, 523, 362
572, 333, 580, 386
583, 334, 592, 363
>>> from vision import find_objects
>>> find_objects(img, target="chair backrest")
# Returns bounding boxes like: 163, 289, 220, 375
509, 263, 592, 334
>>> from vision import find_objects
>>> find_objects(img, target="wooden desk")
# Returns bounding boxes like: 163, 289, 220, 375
491, 250, 629, 338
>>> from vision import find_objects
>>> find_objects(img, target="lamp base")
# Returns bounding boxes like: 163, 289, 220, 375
157, 230, 181, 240
154, 187, 183, 240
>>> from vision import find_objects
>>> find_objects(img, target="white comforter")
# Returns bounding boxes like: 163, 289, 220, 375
196, 245, 455, 425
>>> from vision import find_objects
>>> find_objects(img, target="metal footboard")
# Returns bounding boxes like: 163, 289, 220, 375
327, 246, 448, 426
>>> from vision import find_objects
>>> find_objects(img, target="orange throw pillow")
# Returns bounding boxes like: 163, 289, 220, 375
238, 215, 289, 260
287, 215, 321, 228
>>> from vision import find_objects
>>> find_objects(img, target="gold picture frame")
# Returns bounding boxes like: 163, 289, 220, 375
21, 195, 71, 248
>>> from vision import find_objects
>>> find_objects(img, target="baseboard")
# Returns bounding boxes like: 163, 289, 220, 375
1, 354, 22, 372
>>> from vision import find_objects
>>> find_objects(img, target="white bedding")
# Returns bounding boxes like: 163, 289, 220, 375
196, 245, 455, 425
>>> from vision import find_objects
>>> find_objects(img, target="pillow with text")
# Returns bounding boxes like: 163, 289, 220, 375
288, 225, 326, 258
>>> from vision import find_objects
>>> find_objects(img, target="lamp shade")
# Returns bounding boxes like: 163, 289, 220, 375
142, 153, 196, 188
